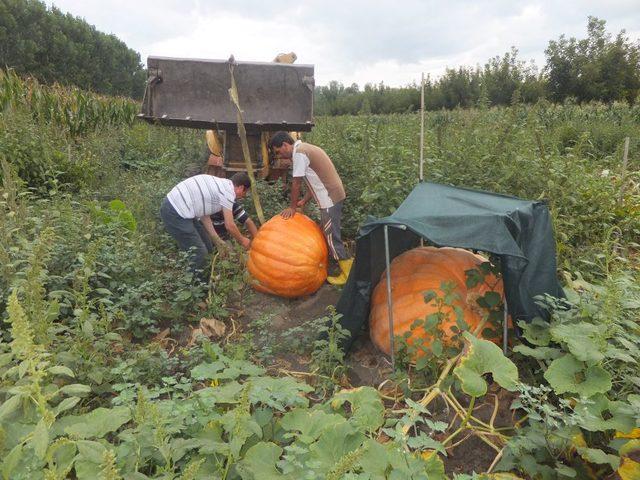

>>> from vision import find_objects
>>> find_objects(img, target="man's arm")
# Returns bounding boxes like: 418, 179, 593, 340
199, 215, 227, 249
244, 218, 258, 238
297, 189, 312, 208
282, 177, 302, 219
222, 208, 251, 250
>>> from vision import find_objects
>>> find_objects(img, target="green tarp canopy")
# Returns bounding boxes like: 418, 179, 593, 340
336, 181, 564, 351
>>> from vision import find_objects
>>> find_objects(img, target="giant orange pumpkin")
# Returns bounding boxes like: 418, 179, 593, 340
369, 246, 504, 356
247, 213, 328, 298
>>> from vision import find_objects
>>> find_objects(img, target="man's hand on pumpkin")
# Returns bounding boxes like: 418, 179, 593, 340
281, 207, 296, 219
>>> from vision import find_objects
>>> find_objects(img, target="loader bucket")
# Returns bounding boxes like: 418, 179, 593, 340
139, 57, 314, 132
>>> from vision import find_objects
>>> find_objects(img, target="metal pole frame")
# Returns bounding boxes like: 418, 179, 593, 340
381, 223, 408, 369
383, 225, 396, 369
502, 297, 509, 355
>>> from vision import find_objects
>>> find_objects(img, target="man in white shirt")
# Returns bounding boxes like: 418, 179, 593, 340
269, 131, 353, 286
160, 172, 253, 279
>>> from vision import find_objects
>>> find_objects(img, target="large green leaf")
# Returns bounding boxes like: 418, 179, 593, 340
53, 396, 81, 417
406, 433, 446, 456
189, 361, 226, 380
453, 332, 518, 397
330, 387, 385, 432
549, 322, 606, 363
237, 442, 289, 480
48, 440, 77, 478
170, 438, 205, 463
577, 447, 620, 469
76, 440, 107, 464
518, 318, 551, 346
358, 439, 392, 478
59, 384, 91, 397
0, 394, 23, 422
358, 439, 446, 480
64, 406, 131, 439
75, 440, 117, 480
195, 381, 244, 405
1, 443, 23, 480
422, 451, 447, 480
47, 365, 75, 378
307, 421, 366, 473
544, 354, 611, 397
574, 394, 636, 433
220, 409, 262, 458
280, 408, 346, 444
513, 345, 562, 361
30, 419, 48, 460
248, 376, 312, 411
388, 443, 445, 480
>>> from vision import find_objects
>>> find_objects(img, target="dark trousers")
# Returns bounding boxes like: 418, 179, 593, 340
319, 200, 349, 261
160, 198, 213, 277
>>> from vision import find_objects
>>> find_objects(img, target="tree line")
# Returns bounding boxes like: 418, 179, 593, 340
0, 3, 638, 111
0, 0, 145, 98
315, 17, 640, 115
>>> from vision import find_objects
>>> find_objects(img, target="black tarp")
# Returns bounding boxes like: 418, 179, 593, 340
336, 181, 564, 351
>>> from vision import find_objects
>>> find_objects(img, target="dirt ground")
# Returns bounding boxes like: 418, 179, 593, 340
233, 283, 391, 386
229, 283, 511, 475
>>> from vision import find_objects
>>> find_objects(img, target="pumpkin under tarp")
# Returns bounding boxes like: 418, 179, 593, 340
247, 213, 328, 298
369, 246, 504, 356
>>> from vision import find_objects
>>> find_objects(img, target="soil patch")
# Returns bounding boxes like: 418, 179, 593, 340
234, 284, 389, 385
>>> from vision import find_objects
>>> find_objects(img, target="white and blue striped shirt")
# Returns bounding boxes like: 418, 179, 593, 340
166, 175, 235, 219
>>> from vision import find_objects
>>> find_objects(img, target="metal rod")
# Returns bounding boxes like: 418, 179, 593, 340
384, 225, 396, 369
502, 299, 509, 355
419, 72, 425, 182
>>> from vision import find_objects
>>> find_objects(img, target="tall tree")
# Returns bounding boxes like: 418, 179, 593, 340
0, 0, 145, 98
545, 17, 640, 103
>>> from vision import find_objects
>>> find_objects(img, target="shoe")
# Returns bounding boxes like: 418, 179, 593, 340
326, 271, 346, 285
339, 258, 353, 277
326, 258, 354, 286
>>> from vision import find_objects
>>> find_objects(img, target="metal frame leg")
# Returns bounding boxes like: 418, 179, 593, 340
384, 225, 395, 369
503, 300, 509, 355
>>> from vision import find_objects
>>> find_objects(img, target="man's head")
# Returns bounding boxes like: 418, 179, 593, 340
268, 131, 295, 159
231, 172, 251, 198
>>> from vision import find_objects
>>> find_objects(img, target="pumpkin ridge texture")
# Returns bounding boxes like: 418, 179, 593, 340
248, 214, 328, 298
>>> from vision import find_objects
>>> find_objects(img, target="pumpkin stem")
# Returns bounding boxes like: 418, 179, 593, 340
401, 316, 490, 436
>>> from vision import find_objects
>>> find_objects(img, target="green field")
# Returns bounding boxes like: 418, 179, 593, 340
1, 69, 639, 479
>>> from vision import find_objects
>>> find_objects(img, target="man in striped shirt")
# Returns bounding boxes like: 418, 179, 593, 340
269, 131, 353, 286
160, 172, 253, 278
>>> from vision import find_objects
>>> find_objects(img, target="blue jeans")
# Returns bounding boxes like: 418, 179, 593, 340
160, 197, 213, 277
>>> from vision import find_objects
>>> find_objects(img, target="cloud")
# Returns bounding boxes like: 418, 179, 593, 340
44, 0, 640, 87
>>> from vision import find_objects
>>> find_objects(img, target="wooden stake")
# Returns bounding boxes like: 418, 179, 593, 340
419, 73, 426, 247
419, 73, 425, 182
228, 59, 266, 225
618, 137, 630, 205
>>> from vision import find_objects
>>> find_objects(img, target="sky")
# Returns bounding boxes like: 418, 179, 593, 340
44, 0, 640, 87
